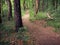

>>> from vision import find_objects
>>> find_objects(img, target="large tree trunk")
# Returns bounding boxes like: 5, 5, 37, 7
6, 0, 12, 21
14, 0, 23, 32
0, 0, 2, 23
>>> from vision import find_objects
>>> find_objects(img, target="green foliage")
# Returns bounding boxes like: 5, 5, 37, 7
21, 9, 25, 16
0, 24, 4, 31
48, 21, 60, 33
29, 9, 47, 22
18, 27, 28, 33
29, 9, 36, 22
0, 42, 10, 45
47, 6, 60, 32
36, 12, 47, 20
15, 27, 30, 41
2, 3, 8, 16
0, 20, 15, 42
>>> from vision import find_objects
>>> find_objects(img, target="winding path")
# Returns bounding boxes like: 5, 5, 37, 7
22, 10, 60, 45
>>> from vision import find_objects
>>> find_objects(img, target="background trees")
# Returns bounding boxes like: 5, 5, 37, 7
0, 0, 2, 23
6, 0, 12, 21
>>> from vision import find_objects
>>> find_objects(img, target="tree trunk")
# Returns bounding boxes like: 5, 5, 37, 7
34, 0, 38, 16
38, 0, 40, 11
52, 0, 58, 10
42, 0, 44, 11
46, 0, 48, 9
55, 0, 58, 9
14, 0, 23, 32
0, 0, 2, 23
6, 0, 12, 21
23, 0, 26, 10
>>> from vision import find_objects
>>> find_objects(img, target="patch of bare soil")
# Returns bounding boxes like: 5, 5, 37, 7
22, 10, 60, 45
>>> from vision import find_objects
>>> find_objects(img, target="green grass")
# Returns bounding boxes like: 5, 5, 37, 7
16, 27, 30, 41
29, 9, 47, 22
21, 9, 25, 16
36, 12, 47, 20
29, 9, 36, 22
47, 20, 60, 33
47, 7, 60, 33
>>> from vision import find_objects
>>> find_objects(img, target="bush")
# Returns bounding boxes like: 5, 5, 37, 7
29, 9, 36, 22
29, 9, 47, 22
0, 42, 10, 45
15, 27, 30, 41
36, 12, 47, 20
47, 6, 60, 32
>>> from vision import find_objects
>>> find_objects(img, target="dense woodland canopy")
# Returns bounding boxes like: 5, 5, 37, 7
0, 0, 60, 45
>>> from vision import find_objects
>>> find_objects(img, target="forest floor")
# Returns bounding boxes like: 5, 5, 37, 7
22, 10, 60, 45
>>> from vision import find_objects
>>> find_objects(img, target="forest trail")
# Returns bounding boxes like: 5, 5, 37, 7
22, 10, 60, 45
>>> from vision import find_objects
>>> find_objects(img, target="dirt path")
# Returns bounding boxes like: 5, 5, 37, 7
22, 10, 60, 45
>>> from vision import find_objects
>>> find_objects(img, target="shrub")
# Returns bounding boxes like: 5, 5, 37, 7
47, 6, 60, 32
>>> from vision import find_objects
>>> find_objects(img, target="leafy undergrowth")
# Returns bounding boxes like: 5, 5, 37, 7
29, 10, 47, 22
47, 19, 60, 33
47, 7, 60, 33
21, 9, 26, 16
47, 20, 60, 33
0, 18, 33, 45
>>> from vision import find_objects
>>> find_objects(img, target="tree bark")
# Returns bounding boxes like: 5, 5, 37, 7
38, 0, 40, 11
42, 0, 44, 11
34, 0, 38, 16
6, 0, 12, 21
14, 0, 23, 32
